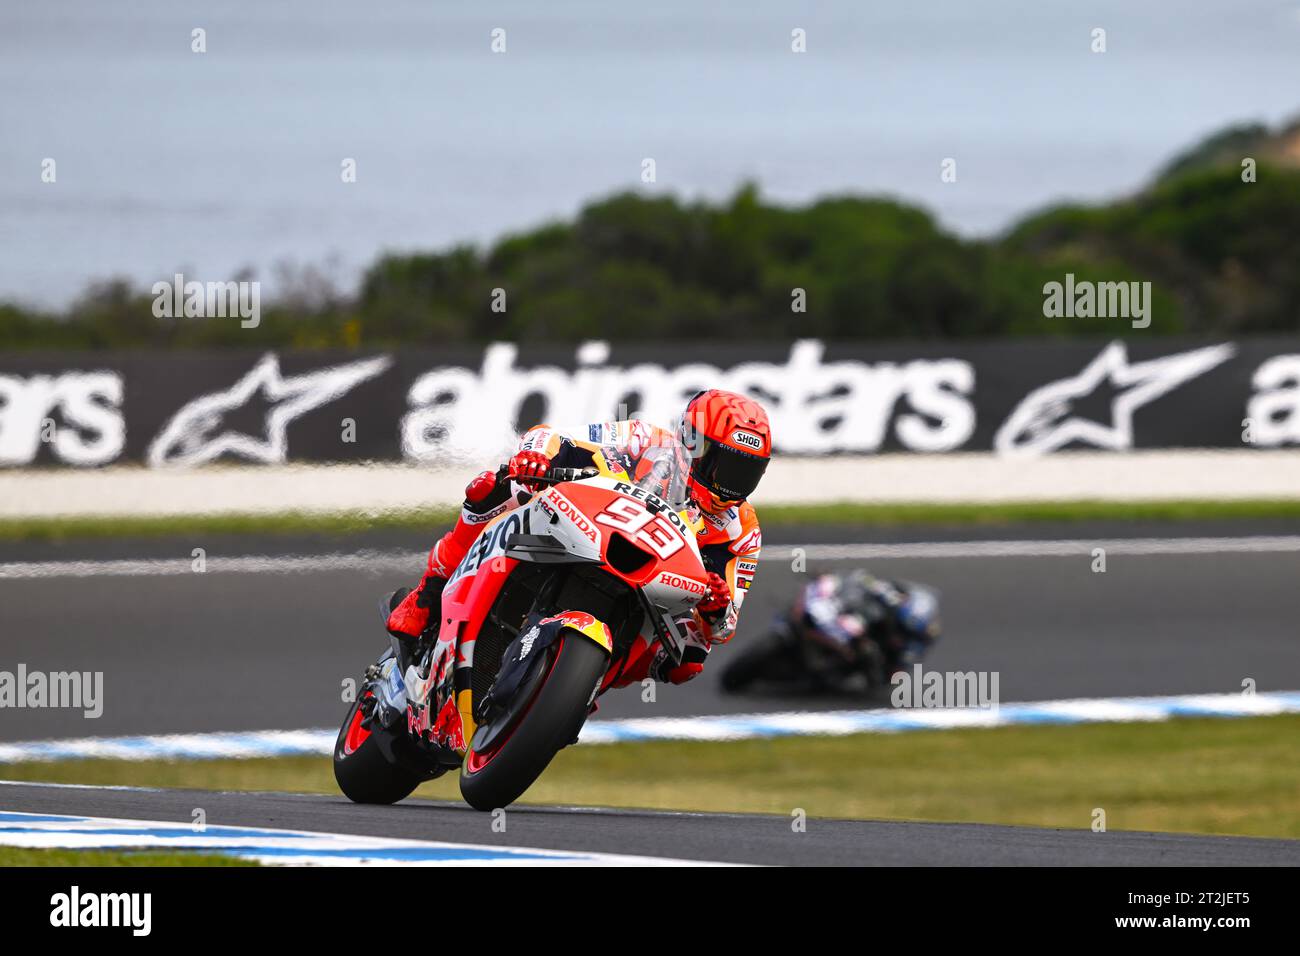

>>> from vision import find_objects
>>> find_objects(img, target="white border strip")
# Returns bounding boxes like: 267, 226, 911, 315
0, 811, 724, 866
0, 550, 422, 580
2, 690, 1296, 763
5, 451, 1300, 518
773, 536, 1300, 561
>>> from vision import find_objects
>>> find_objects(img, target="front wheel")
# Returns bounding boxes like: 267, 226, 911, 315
333, 693, 423, 804
459, 633, 607, 811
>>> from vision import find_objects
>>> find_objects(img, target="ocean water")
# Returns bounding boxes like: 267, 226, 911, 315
2, 0, 1298, 307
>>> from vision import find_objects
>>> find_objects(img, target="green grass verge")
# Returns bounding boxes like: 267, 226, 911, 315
4, 715, 1297, 839
4, 498, 1300, 543
0, 846, 257, 867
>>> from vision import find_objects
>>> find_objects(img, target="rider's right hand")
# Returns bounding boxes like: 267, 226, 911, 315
507, 449, 552, 490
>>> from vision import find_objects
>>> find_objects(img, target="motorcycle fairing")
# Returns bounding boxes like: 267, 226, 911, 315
541, 610, 614, 652
412, 471, 709, 757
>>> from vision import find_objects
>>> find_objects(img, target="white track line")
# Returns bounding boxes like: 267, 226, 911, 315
0, 550, 422, 580
2, 536, 1299, 579
0, 779, 162, 792
772, 535, 1300, 561
0, 810, 730, 866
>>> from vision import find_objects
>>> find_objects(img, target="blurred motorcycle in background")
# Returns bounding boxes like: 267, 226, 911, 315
720, 570, 941, 695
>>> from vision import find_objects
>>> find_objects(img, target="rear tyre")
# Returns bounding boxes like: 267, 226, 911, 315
459, 633, 607, 811
333, 694, 423, 805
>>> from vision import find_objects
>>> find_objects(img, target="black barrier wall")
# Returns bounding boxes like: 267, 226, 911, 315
1, 338, 1296, 466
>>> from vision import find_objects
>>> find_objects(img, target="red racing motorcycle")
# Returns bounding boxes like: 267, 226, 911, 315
333, 438, 708, 810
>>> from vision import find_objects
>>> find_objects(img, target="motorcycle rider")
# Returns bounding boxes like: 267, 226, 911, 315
386, 388, 772, 686
802, 570, 941, 679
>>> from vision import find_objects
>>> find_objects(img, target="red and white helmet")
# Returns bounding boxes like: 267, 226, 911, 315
677, 389, 772, 511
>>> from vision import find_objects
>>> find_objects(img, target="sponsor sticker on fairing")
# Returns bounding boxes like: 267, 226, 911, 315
446, 509, 530, 586
657, 571, 708, 596
545, 488, 600, 543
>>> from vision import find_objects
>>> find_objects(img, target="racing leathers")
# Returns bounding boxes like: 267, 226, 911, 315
386, 420, 762, 687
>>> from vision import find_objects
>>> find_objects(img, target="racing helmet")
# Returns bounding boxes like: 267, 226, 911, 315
895, 585, 942, 640
677, 389, 772, 512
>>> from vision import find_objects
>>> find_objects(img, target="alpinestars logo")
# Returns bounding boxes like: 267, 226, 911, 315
147, 353, 391, 466
994, 341, 1234, 456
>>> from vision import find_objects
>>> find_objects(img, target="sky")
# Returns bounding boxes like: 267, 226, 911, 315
2, 0, 1298, 307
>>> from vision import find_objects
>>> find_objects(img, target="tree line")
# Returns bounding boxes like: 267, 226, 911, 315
4, 121, 1297, 349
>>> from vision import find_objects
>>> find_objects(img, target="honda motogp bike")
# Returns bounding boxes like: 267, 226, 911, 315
333, 438, 709, 810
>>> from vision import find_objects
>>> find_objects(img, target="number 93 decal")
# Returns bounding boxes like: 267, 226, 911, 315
594, 498, 685, 559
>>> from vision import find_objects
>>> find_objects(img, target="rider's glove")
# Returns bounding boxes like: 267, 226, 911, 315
507, 450, 552, 491
696, 571, 731, 616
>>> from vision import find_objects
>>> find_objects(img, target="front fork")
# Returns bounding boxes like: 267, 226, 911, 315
396, 610, 615, 760
464, 610, 615, 758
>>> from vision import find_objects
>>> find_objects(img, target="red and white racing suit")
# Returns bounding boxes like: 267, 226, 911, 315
386, 420, 762, 686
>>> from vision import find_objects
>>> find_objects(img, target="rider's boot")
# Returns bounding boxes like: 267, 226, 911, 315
602, 633, 709, 690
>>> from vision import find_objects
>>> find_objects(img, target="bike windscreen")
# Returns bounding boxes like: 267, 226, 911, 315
630, 435, 694, 510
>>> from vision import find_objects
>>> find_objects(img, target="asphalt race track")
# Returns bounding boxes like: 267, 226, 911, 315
2, 781, 1297, 866
3, 520, 1299, 865
1, 520, 1298, 739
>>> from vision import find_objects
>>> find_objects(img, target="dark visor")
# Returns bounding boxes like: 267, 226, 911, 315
691, 439, 769, 501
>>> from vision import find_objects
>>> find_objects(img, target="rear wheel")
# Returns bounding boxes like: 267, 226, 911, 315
459, 633, 607, 811
333, 694, 423, 804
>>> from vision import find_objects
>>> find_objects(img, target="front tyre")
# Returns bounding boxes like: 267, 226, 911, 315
459, 633, 607, 811
333, 694, 423, 805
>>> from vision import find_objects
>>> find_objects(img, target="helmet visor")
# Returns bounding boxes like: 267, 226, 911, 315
690, 439, 769, 501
